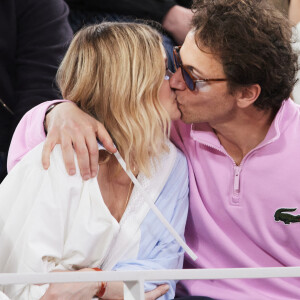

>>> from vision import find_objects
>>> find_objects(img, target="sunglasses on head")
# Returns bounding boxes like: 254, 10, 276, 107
173, 46, 227, 91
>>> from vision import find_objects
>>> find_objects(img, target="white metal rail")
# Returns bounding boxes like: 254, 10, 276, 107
1, 267, 300, 299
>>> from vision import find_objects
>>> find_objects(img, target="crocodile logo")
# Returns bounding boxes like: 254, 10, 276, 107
274, 208, 300, 224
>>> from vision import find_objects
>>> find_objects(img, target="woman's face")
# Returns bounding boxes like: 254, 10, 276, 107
158, 50, 181, 121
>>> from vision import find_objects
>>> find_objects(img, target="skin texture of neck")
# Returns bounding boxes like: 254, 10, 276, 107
97, 157, 134, 222
211, 106, 275, 165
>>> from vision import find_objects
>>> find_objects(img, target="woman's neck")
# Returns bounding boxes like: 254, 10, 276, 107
97, 157, 135, 222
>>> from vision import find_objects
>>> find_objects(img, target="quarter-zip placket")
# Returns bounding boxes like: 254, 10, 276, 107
191, 129, 249, 205
194, 139, 243, 204
230, 131, 280, 205
232, 165, 241, 205
233, 165, 241, 194
191, 119, 280, 207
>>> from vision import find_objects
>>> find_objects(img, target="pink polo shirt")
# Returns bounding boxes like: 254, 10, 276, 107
171, 99, 300, 299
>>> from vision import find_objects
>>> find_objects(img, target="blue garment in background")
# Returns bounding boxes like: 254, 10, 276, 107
68, 9, 176, 72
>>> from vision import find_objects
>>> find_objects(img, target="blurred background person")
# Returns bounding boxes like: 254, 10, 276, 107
289, 0, 300, 103
270, 0, 300, 103
64, 0, 193, 71
0, 0, 72, 182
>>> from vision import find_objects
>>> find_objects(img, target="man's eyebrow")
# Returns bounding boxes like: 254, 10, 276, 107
180, 54, 203, 76
184, 63, 205, 77
179, 47, 203, 75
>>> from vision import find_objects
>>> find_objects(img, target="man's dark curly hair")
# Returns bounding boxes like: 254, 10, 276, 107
192, 0, 298, 111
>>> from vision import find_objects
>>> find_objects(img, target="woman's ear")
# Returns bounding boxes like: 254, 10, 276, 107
236, 84, 261, 108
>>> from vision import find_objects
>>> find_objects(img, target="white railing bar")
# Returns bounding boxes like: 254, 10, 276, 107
0, 267, 300, 285
124, 279, 144, 300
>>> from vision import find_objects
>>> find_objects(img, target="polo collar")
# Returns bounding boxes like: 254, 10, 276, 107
189, 99, 296, 150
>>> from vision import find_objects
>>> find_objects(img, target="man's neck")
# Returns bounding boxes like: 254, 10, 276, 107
211, 107, 275, 165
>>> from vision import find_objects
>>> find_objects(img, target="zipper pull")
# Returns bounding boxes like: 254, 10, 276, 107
234, 166, 241, 193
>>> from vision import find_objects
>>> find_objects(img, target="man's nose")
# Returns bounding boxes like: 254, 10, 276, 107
169, 68, 186, 91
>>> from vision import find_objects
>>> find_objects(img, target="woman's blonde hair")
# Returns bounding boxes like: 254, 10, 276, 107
56, 22, 170, 177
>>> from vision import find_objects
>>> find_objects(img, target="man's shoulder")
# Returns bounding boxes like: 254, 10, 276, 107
278, 99, 300, 132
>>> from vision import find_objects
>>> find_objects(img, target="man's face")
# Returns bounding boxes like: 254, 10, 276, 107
170, 31, 238, 126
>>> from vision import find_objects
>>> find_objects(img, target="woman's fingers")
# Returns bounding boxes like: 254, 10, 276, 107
145, 284, 169, 300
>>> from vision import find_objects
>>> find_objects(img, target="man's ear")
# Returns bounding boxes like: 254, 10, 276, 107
236, 84, 261, 108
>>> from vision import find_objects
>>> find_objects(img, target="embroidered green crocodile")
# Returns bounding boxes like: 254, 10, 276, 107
274, 208, 300, 224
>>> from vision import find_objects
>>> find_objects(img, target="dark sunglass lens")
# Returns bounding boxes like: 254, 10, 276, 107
174, 52, 180, 69
182, 68, 195, 91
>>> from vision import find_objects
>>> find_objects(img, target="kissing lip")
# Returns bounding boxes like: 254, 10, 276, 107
175, 96, 181, 106
174, 97, 183, 114
176, 101, 183, 108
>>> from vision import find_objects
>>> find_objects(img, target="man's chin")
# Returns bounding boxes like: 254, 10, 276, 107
180, 114, 194, 124
177, 106, 193, 124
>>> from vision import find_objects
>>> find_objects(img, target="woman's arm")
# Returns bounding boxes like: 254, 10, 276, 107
0, 143, 96, 299
41, 271, 169, 300
40, 269, 99, 300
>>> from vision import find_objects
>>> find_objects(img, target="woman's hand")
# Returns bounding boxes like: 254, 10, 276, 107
40, 268, 169, 300
40, 269, 99, 300
102, 282, 169, 299
43, 102, 116, 180
145, 284, 169, 300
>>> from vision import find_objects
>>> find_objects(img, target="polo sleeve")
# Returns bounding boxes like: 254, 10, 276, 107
7, 100, 68, 172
